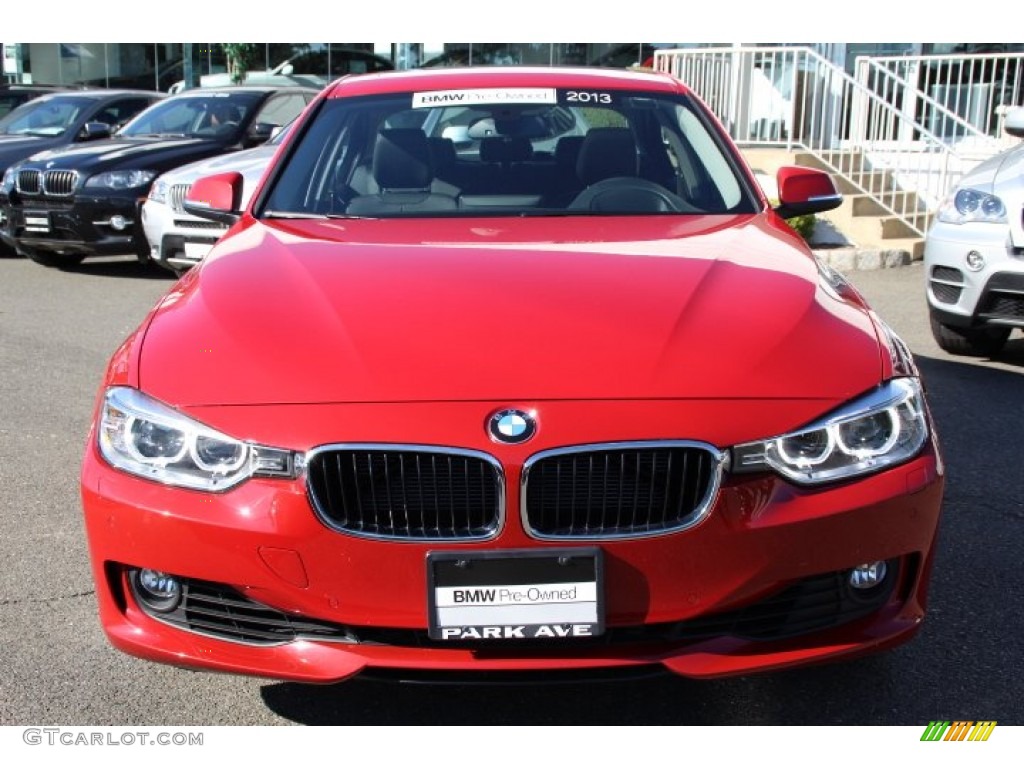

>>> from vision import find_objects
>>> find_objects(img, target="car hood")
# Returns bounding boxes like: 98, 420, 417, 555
956, 139, 1024, 247
0, 134, 62, 170
138, 215, 884, 408
20, 135, 232, 174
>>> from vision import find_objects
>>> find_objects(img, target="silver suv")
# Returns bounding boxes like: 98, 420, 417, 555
924, 107, 1024, 356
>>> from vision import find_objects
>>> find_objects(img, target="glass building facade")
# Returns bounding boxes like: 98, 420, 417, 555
4, 43, 1022, 90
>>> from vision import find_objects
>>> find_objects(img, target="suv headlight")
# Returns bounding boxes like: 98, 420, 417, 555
98, 387, 297, 491
937, 188, 1007, 224
85, 170, 156, 190
148, 178, 169, 203
1, 165, 16, 192
732, 378, 929, 486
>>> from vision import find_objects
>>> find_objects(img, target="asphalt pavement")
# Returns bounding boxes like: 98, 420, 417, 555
0, 254, 1021, 725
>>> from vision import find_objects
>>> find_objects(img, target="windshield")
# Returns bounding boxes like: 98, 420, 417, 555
119, 92, 263, 139
0, 95, 93, 137
260, 88, 757, 218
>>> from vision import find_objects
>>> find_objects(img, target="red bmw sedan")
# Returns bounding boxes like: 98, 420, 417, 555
81, 66, 944, 682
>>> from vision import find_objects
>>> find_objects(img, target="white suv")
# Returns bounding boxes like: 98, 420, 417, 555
924, 107, 1024, 356
142, 124, 290, 275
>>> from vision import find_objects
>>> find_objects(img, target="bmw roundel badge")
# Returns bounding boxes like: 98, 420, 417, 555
487, 409, 537, 444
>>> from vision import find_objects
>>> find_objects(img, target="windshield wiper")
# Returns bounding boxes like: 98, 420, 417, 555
262, 211, 333, 219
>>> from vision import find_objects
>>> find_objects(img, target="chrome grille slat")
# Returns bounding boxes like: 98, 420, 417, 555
522, 442, 723, 540
168, 183, 192, 213
306, 445, 503, 541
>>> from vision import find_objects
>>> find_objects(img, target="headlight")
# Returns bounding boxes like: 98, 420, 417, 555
732, 378, 928, 486
98, 387, 297, 491
937, 188, 1007, 224
1, 165, 16, 191
148, 178, 169, 203
85, 170, 156, 190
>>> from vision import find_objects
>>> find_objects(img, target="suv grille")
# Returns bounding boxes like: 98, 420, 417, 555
306, 446, 503, 540
522, 443, 723, 539
15, 169, 78, 197
16, 169, 41, 194
42, 170, 78, 196
168, 183, 192, 213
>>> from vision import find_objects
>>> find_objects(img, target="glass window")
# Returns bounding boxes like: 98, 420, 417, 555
253, 93, 308, 128
260, 88, 757, 219
0, 95, 93, 136
120, 92, 264, 138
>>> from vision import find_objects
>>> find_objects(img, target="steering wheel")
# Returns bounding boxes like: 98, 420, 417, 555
569, 177, 698, 213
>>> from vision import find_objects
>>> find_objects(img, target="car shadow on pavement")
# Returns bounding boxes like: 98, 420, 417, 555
259, 352, 1024, 726
55, 257, 177, 280
259, 653, 902, 726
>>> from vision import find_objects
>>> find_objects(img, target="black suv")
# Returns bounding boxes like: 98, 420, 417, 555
0, 85, 317, 267
0, 89, 163, 255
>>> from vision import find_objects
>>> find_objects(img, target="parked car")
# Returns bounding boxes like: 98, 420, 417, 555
167, 47, 393, 93
0, 89, 163, 255
0, 85, 316, 267
142, 122, 292, 275
924, 106, 1024, 356
81, 67, 944, 683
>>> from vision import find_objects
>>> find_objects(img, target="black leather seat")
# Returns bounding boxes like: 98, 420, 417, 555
570, 128, 688, 213
346, 129, 458, 215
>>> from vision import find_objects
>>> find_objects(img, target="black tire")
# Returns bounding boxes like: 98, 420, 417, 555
22, 247, 85, 269
929, 312, 1010, 356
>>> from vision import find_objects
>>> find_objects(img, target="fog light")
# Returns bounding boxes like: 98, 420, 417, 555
964, 250, 985, 271
110, 215, 129, 231
848, 561, 887, 590
150, 244, 159, 258
134, 568, 182, 612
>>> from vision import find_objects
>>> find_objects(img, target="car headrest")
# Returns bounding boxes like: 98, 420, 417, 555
576, 128, 638, 186
374, 128, 432, 189
554, 135, 585, 170
427, 137, 457, 170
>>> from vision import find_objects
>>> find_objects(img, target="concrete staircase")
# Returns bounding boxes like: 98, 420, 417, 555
743, 147, 927, 261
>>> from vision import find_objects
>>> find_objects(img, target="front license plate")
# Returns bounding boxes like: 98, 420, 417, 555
23, 212, 49, 233
183, 241, 214, 262
428, 549, 603, 641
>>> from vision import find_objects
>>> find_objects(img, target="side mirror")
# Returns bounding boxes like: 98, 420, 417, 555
78, 122, 112, 141
1005, 107, 1024, 138
183, 172, 243, 225
774, 166, 842, 219
246, 121, 277, 147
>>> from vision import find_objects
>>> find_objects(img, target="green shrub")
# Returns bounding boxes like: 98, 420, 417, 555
787, 213, 817, 242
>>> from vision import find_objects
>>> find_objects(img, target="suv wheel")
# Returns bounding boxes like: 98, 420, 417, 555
929, 312, 1010, 356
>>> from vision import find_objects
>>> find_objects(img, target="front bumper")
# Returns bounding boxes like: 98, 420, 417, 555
5, 193, 149, 259
81, 399, 944, 682
141, 198, 227, 272
925, 221, 1024, 329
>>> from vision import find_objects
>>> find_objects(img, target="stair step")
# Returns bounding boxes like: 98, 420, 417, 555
833, 171, 899, 195
850, 192, 925, 217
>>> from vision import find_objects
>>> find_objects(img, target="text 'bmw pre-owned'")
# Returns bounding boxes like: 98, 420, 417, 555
81, 66, 944, 683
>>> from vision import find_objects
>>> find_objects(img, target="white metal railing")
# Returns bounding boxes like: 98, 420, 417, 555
653, 46, 1020, 239
864, 52, 1024, 139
